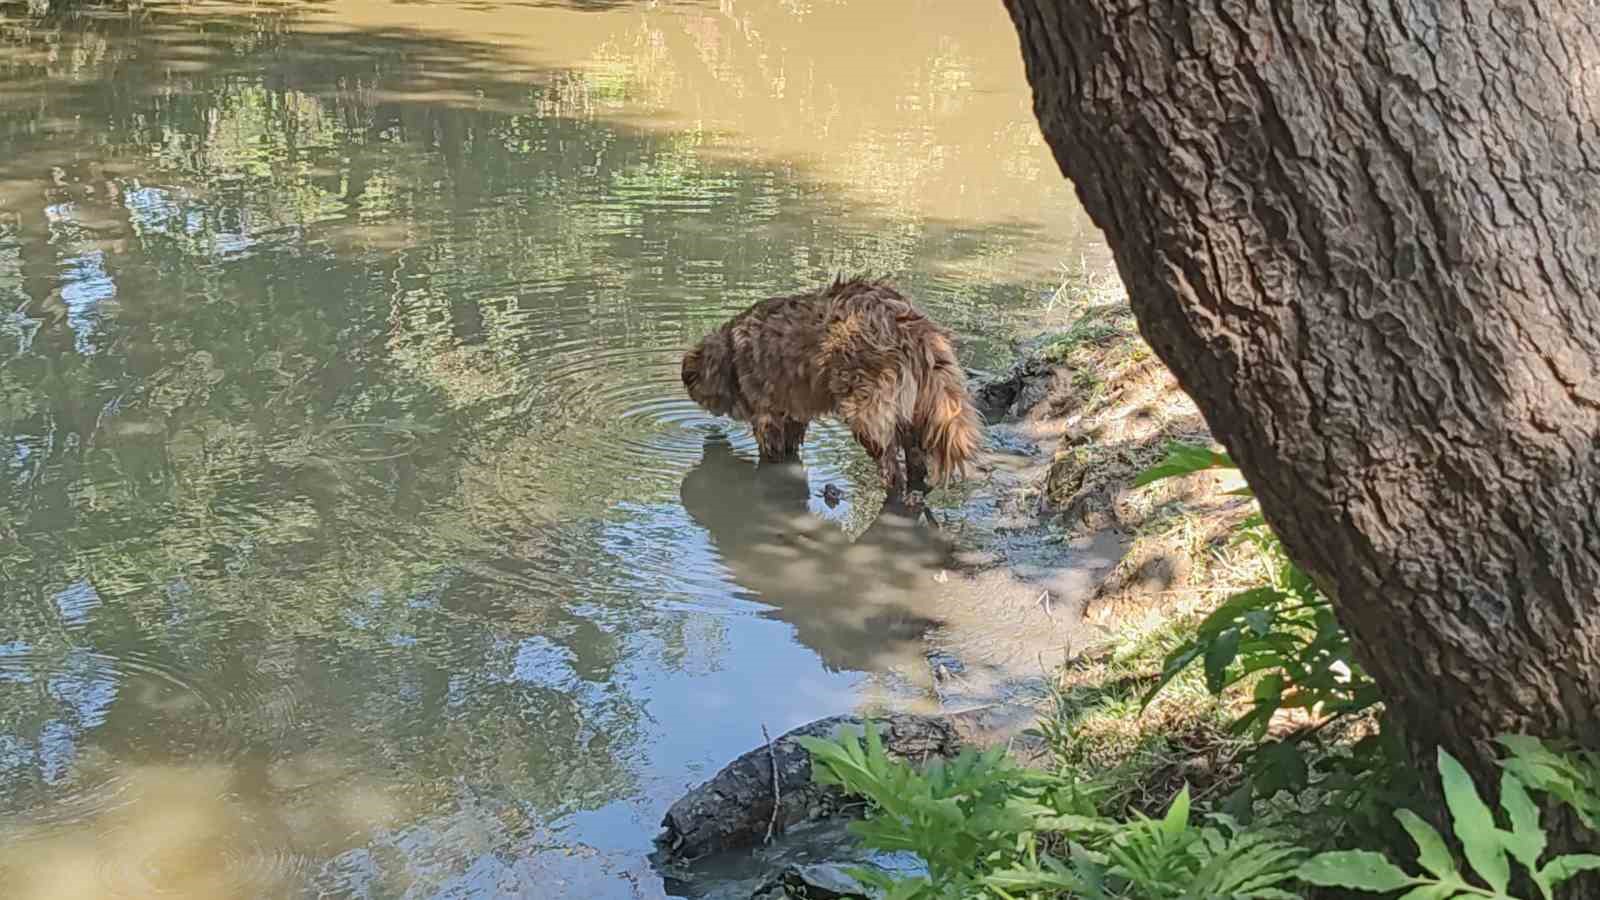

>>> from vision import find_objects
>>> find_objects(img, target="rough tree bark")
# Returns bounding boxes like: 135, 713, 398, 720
1002, 0, 1600, 775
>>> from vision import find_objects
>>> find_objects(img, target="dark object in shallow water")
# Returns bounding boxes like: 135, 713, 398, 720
654, 706, 1041, 863
821, 483, 844, 508
680, 277, 984, 502
655, 715, 962, 863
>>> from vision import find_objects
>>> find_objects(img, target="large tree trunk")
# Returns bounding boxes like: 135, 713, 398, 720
1001, 1, 1600, 773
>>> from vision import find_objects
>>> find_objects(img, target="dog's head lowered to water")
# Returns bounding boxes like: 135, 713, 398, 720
680, 328, 738, 418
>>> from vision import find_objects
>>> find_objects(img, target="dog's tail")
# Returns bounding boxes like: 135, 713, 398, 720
915, 333, 983, 484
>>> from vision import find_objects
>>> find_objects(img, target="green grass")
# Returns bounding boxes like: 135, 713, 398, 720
1034, 606, 1247, 819
1039, 304, 1138, 365
1029, 491, 1287, 822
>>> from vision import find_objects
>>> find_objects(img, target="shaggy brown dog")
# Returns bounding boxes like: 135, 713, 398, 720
680, 278, 983, 498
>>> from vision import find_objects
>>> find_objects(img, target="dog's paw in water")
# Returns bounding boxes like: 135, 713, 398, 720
907, 492, 940, 526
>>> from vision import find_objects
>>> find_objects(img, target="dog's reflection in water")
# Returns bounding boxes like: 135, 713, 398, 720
679, 433, 952, 674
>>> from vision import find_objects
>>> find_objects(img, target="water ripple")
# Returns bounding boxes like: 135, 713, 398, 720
0, 647, 235, 831
307, 421, 427, 463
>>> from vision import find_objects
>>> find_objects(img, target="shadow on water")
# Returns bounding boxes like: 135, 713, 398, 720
680, 433, 949, 675
0, 1, 1105, 896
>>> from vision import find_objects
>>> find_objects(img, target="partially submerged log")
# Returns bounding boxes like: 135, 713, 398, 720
655, 706, 1039, 862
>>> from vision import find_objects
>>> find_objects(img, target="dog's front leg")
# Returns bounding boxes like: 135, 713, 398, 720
754, 416, 808, 462
753, 416, 786, 463
882, 449, 907, 500
781, 418, 809, 458
899, 425, 929, 492
847, 409, 906, 499
859, 435, 906, 500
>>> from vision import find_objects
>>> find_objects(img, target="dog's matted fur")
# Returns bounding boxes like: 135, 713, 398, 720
680, 277, 983, 497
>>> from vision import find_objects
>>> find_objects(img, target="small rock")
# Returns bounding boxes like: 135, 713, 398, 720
822, 483, 844, 508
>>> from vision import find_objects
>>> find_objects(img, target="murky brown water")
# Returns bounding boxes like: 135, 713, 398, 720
0, 1, 1103, 896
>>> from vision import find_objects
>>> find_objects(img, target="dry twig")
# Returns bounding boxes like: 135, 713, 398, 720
762, 723, 781, 845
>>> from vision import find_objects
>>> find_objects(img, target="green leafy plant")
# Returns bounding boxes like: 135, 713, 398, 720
1300, 713, 1426, 847
1496, 735, 1600, 832
804, 726, 1600, 899
986, 796, 1304, 899
1143, 526, 1382, 737
1134, 442, 1399, 820
798, 722, 1304, 899
1130, 442, 1236, 489
797, 721, 1103, 898
1300, 747, 1600, 899
1135, 442, 1381, 738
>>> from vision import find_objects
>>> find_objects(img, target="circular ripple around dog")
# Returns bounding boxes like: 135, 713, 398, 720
529, 344, 729, 480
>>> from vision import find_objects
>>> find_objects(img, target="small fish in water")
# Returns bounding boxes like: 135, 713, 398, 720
821, 483, 844, 508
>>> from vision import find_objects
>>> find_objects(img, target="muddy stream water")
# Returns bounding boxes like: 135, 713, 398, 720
0, 1, 1115, 896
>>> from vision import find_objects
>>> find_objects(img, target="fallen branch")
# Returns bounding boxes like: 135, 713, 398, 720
762, 723, 780, 845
